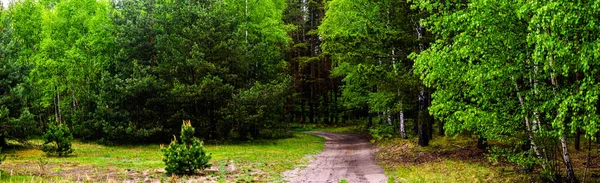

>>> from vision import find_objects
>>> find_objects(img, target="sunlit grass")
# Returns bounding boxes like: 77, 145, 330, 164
389, 160, 505, 183
1, 133, 325, 182
378, 136, 529, 183
0, 174, 63, 183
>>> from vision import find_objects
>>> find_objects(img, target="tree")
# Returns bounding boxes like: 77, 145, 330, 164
0, 1, 38, 148
162, 120, 211, 175
413, 0, 600, 181
320, 0, 421, 140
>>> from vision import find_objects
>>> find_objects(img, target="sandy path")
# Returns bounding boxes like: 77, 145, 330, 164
282, 132, 388, 183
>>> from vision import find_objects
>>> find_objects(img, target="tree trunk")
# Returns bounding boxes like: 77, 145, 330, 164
418, 109, 430, 146
546, 55, 577, 182
386, 111, 392, 125
300, 99, 306, 123
477, 136, 488, 150
309, 85, 315, 124
367, 106, 373, 128
561, 134, 578, 183
575, 128, 581, 151
512, 76, 542, 157
399, 111, 407, 139
324, 88, 329, 124
438, 120, 445, 136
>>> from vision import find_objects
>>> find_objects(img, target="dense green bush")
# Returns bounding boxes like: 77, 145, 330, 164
41, 123, 74, 156
162, 120, 211, 175
369, 124, 395, 141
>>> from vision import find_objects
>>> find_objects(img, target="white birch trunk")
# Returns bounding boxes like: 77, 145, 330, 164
549, 57, 577, 182
399, 110, 406, 139
511, 76, 541, 158
386, 110, 392, 126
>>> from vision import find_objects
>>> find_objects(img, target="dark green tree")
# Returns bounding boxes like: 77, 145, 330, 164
0, 1, 38, 148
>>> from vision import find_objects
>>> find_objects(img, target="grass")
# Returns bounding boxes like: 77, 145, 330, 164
377, 135, 531, 183
0, 133, 325, 182
291, 123, 365, 134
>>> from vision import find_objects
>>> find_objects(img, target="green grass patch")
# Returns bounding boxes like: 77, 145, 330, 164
0, 133, 325, 182
378, 136, 529, 182
291, 123, 364, 134
388, 160, 506, 182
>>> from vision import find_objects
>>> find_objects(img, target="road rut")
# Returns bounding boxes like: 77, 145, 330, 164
283, 132, 388, 183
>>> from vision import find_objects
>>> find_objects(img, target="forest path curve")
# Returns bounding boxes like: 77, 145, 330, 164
282, 132, 388, 183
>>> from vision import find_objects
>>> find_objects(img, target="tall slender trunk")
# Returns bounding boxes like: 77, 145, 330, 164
333, 84, 339, 124
367, 105, 373, 127
549, 56, 577, 182
399, 110, 406, 139
416, 18, 430, 146
512, 76, 542, 157
386, 111, 392, 125
324, 87, 329, 124
575, 129, 581, 151
561, 135, 577, 183
300, 99, 306, 123
575, 73, 582, 151
438, 120, 444, 136
245, 0, 248, 44
56, 86, 62, 124
309, 85, 315, 124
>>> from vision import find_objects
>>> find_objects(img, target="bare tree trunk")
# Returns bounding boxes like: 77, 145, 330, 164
512, 76, 541, 157
416, 18, 430, 147
399, 111, 406, 139
583, 136, 591, 183
438, 120, 444, 136
561, 134, 578, 183
301, 99, 306, 123
549, 56, 577, 183
575, 128, 581, 151
386, 111, 392, 126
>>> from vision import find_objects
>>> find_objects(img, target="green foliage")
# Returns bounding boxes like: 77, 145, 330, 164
488, 147, 537, 172
413, 0, 600, 180
0, 3, 39, 144
369, 124, 395, 141
320, 0, 421, 124
162, 121, 212, 175
41, 123, 74, 156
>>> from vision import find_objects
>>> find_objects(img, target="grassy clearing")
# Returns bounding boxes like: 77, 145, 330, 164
291, 123, 365, 134
0, 133, 325, 182
377, 136, 531, 182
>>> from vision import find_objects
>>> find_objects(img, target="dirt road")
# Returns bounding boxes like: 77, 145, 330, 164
282, 132, 388, 183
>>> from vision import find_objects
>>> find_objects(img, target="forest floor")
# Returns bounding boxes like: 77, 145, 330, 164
0, 133, 325, 182
282, 132, 388, 183
377, 134, 600, 182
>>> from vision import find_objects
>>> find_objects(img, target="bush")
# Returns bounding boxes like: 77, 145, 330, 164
369, 124, 395, 141
162, 120, 212, 175
41, 123, 74, 156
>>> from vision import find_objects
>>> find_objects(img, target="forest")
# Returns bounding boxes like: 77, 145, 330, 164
0, 0, 599, 182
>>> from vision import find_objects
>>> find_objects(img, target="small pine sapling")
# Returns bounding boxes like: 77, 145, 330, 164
41, 123, 74, 156
162, 120, 212, 175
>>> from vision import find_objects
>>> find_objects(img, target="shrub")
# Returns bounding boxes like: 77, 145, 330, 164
162, 120, 211, 175
41, 123, 74, 156
369, 124, 395, 141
